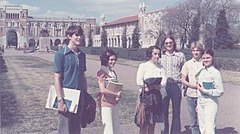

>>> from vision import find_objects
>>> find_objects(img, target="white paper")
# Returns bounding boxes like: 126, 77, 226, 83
45, 85, 81, 113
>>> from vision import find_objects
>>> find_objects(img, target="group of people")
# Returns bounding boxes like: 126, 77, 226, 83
135, 37, 224, 134
53, 25, 224, 134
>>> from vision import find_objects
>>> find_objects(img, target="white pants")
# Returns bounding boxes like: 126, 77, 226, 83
101, 105, 120, 134
197, 98, 218, 134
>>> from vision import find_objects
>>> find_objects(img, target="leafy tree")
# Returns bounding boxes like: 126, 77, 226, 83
215, 9, 234, 49
132, 25, 140, 48
101, 28, 108, 47
155, 31, 165, 48
188, 11, 201, 46
204, 23, 215, 49
121, 26, 127, 48
87, 30, 93, 47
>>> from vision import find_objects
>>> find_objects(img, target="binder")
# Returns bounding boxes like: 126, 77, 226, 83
45, 85, 81, 113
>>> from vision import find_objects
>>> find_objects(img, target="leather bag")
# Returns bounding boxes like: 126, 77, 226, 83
134, 84, 146, 128
134, 101, 146, 127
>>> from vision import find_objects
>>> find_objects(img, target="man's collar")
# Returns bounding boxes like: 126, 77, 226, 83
192, 58, 202, 62
63, 46, 81, 55
165, 51, 176, 56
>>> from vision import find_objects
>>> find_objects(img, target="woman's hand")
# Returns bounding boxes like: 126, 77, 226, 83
144, 86, 149, 92
115, 91, 121, 101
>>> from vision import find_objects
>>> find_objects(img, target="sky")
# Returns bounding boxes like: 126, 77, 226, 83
0, 0, 183, 23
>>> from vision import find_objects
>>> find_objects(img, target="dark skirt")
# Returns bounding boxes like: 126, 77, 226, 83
140, 89, 163, 124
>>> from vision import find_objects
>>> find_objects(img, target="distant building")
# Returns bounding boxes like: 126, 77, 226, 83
93, 2, 178, 48
0, 5, 97, 48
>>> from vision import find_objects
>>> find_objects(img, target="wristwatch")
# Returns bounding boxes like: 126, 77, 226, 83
57, 98, 64, 103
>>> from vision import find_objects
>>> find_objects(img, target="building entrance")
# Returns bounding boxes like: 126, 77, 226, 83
6, 30, 18, 48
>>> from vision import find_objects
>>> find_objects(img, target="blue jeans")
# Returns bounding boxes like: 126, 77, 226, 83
162, 82, 181, 134
186, 96, 200, 134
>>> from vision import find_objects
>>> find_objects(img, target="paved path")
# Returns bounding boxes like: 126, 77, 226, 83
1, 49, 240, 134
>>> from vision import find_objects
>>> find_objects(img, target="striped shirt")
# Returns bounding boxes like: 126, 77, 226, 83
160, 51, 186, 81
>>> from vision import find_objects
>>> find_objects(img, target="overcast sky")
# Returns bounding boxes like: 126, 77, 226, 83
1, 0, 183, 23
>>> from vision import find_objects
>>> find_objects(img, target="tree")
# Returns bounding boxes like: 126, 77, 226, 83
121, 26, 127, 48
87, 30, 93, 47
101, 28, 108, 47
162, 4, 193, 49
132, 25, 140, 48
155, 31, 166, 48
215, 9, 234, 49
188, 10, 201, 45
204, 23, 215, 49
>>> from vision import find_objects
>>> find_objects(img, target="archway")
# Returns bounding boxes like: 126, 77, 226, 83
54, 39, 61, 46
63, 39, 69, 46
29, 39, 35, 47
6, 30, 18, 48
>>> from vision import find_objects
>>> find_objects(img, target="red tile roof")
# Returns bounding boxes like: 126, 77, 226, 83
104, 15, 138, 27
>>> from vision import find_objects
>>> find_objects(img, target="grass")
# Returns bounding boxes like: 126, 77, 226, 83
1, 52, 240, 133
1, 54, 138, 133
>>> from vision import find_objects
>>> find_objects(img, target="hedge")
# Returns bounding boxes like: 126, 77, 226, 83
80, 47, 240, 71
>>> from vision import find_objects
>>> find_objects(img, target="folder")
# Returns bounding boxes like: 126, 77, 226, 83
45, 85, 81, 113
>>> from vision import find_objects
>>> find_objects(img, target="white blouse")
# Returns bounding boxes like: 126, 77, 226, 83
196, 65, 224, 98
136, 61, 167, 87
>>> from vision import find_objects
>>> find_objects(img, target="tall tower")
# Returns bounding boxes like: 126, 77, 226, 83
100, 14, 106, 33
138, 2, 146, 47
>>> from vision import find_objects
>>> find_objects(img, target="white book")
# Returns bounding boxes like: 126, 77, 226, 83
45, 85, 81, 113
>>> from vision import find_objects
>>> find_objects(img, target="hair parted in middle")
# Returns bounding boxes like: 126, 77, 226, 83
100, 49, 118, 66
161, 35, 177, 51
190, 41, 204, 54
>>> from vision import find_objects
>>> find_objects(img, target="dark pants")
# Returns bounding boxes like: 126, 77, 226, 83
162, 82, 181, 134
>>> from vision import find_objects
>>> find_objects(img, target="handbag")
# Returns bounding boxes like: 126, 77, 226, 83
134, 84, 146, 128
134, 101, 146, 127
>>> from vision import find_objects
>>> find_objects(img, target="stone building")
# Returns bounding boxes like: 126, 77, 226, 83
93, 2, 174, 48
0, 5, 97, 49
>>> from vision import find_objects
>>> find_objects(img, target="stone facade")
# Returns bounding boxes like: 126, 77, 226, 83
0, 5, 97, 48
93, 2, 173, 48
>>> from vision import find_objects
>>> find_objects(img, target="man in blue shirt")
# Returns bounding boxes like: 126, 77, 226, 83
54, 25, 87, 134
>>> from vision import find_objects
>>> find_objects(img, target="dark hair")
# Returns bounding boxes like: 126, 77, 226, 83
203, 49, 214, 57
146, 45, 161, 59
161, 35, 177, 52
65, 25, 83, 37
203, 49, 218, 69
100, 49, 118, 66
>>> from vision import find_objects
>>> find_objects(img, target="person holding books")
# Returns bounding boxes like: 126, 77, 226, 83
97, 49, 121, 134
54, 25, 87, 134
160, 35, 186, 134
196, 49, 224, 134
136, 45, 167, 134
181, 41, 204, 134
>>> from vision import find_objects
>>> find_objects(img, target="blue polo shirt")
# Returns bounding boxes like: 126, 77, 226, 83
54, 46, 86, 90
